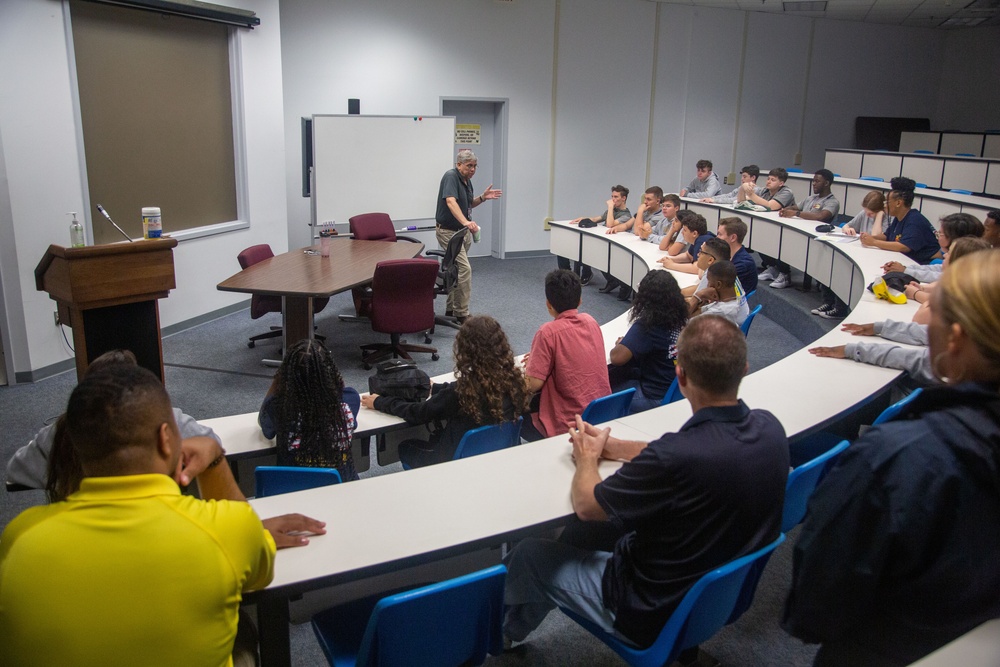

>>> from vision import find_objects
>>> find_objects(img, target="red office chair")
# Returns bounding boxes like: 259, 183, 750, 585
344, 213, 421, 320
360, 259, 440, 369
237, 244, 328, 348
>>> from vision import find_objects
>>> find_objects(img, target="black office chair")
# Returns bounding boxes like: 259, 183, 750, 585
426, 227, 469, 331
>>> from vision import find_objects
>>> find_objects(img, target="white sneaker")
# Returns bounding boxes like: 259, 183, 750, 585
770, 273, 791, 289
758, 266, 778, 281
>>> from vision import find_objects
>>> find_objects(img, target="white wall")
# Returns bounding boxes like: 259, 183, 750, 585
935, 26, 1000, 132
0, 0, 288, 379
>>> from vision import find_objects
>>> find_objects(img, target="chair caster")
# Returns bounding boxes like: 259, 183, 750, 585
432, 353, 440, 361
248, 341, 255, 349
362, 363, 372, 371
424, 335, 432, 344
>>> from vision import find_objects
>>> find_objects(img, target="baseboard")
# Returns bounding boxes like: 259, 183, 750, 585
498, 250, 552, 260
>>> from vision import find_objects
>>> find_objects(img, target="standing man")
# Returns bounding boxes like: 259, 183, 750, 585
504, 315, 789, 649
679, 159, 721, 198
701, 165, 763, 204
860, 177, 939, 265
717, 217, 758, 293
562, 184, 632, 286
435, 149, 502, 324
746, 168, 797, 289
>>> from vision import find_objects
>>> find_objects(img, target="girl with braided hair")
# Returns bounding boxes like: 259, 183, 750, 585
258, 339, 361, 481
361, 315, 529, 469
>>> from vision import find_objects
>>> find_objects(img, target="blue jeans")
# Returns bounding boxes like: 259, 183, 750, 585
504, 537, 635, 644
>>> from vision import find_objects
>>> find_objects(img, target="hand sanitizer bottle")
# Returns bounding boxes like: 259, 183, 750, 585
69, 212, 85, 248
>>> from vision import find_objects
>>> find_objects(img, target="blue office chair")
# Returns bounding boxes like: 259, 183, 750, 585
872, 388, 923, 425
254, 466, 342, 498
659, 377, 683, 406
860, 176, 884, 182
582, 388, 636, 424
782, 439, 850, 532
955, 153, 975, 157
929, 258, 943, 265
740, 304, 763, 337
915, 182, 928, 188
787, 168, 804, 173
311, 564, 506, 667
914, 149, 934, 154
560, 535, 785, 667
401, 418, 523, 470
950, 189, 973, 195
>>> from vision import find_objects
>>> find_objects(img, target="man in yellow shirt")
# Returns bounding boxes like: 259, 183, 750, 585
0, 364, 296, 667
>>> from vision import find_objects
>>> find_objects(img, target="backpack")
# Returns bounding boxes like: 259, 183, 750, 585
368, 360, 431, 402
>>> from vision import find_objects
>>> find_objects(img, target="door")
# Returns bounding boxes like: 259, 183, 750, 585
441, 99, 507, 258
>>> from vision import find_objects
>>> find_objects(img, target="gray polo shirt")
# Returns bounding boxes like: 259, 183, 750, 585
798, 193, 840, 219
762, 185, 796, 209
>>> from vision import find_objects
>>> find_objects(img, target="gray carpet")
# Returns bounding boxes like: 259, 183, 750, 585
1, 254, 829, 666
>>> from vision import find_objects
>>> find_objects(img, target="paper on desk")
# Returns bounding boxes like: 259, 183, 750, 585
819, 234, 859, 244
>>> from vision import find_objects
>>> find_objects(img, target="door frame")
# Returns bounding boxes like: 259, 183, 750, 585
440, 97, 509, 258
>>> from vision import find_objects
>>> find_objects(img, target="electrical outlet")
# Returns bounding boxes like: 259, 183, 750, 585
726, 171, 737, 185
543, 217, 553, 231
794, 153, 802, 166
53, 310, 60, 326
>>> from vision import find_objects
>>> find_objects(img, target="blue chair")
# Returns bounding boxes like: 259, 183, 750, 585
929, 258, 943, 265
913, 149, 934, 154
659, 377, 683, 406
560, 535, 785, 667
950, 189, 973, 195
782, 440, 850, 532
582, 388, 636, 424
254, 466, 342, 498
311, 564, 506, 667
860, 176, 884, 182
873, 388, 923, 425
915, 182, 927, 188
787, 168, 804, 173
955, 153, 975, 157
401, 418, 523, 471
740, 304, 763, 337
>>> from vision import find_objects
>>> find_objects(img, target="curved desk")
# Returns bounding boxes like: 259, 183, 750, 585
247, 207, 919, 666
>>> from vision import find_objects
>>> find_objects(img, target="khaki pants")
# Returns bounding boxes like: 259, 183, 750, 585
435, 225, 474, 317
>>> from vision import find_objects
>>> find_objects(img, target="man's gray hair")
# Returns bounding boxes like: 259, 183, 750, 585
457, 149, 477, 164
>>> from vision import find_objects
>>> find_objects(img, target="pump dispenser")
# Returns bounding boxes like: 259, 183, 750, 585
69, 212, 85, 248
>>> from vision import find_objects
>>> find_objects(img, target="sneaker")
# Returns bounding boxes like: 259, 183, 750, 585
758, 266, 778, 281
871, 277, 907, 304
811, 303, 834, 316
770, 273, 791, 289
580, 274, 592, 286
819, 306, 848, 319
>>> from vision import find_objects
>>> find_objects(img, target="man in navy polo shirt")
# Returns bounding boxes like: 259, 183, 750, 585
503, 315, 789, 649
860, 176, 938, 264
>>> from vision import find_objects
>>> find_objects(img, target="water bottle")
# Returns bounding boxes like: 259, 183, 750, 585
69, 212, 85, 248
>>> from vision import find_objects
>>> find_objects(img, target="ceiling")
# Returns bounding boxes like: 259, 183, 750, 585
650, 0, 1000, 28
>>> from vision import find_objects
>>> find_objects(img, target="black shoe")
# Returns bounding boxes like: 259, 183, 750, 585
818, 306, 847, 319
617, 287, 633, 301
454, 315, 469, 325
580, 274, 592, 286
445, 309, 454, 318
600, 280, 619, 294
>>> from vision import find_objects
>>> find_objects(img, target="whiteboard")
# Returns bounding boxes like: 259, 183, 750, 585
312, 115, 456, 224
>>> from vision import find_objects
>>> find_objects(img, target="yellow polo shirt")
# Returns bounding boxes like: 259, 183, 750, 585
0, 474, 276, 667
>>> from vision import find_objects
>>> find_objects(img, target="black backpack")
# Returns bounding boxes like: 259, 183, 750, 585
368, 360, 431, 402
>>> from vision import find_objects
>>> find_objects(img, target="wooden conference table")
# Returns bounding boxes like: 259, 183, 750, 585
217, 239, 424, 347
243, 200, 922, 667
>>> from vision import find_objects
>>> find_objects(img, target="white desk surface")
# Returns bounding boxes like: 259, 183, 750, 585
908, 619, 1000, 667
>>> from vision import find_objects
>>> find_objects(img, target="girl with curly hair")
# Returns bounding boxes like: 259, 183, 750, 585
258, 339, 361, 481
608, 270, 688, 413
361, 315, 529, 469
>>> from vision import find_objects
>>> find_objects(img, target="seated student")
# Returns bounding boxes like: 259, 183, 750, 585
562, 184, 632, 286
657, 208, 698, 255
0, 364, 324, 667
504, 316, 789, 650
360, 316, 528, 468
984, 209, 1000, 247
6, 349, 221, 498
747, 168, 797, 288
680, 236, 731, 297
806, 236, 993, 384
701, 165, 763, 204
905, 237, 992, 324
658, 213, 714, 275
841, 190, 886, 237
880, 212, 984, 282
784, 249, 1000, 667
679, 159, 721, 198
648, 193, 681, 251
687, 261, 750, 327
717, 216, 758, 293
608, 271, 688, 413
630, 186, 666, 241
259, 339, 362, 482
860, 177, 939, 264
523, 270, 611, 441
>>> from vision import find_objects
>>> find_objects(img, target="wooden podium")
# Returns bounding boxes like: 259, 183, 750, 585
35, 239, 177, 381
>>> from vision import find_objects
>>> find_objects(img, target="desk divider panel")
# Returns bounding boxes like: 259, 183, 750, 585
781, 228, 810, 272
942, 160, 988, 193
844, 184, 872, 216
961, 204, 995, 223
916, 197, 959, 229
550, 225, 580, 261
632, 255, 648, 291
940, 133, 984, 157
902, 156, 944, 189
581, 235, 610, 272
850, 265, 866, 307
825, 150, 863, 179
986, 163, 1000, 197
749, 218, 781, 257
899, 131, 940, 154
786, 176, 810, 204
807, 238, 835, 286
609, 244, 633, 285
831, 251, 855, 305
831, 183, 848, 208
684, 202, 720, 226
860, 153, 903, 182
985, 134, 1000, 159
